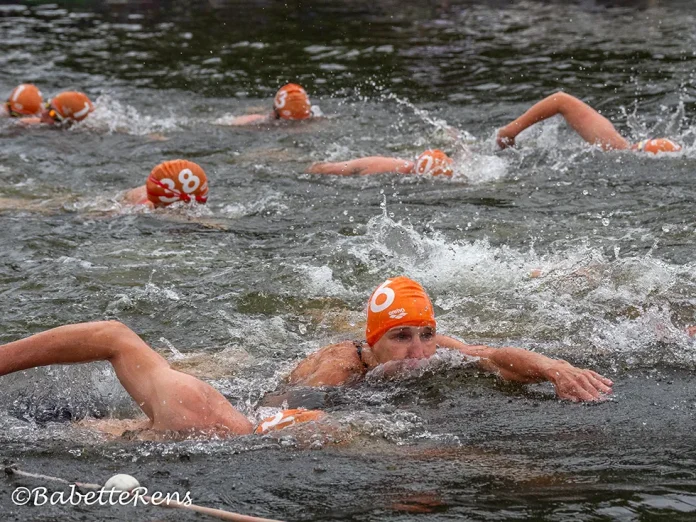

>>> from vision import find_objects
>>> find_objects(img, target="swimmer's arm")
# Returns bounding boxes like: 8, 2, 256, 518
228, 113, 275, 126
17, 117, 43, 125
288, 341, 364, 386
0, 322, 253, 433
497, 91, 629, 151
0, 322, 171, 419
306, 157, 415, 176
436, 334, 613, 402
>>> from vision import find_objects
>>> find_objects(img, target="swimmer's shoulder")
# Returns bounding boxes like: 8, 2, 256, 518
288, 340, 365, 386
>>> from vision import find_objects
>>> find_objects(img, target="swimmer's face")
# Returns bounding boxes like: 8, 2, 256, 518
40, 108, 57, 125
371, 325, 437, 363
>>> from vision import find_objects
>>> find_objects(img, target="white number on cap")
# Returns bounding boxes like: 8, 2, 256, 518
275, 90, 288, 109
416, 155, 434, 175
158, 178, 180, 203
370, 279, 395, 313
178, 168, 201, 194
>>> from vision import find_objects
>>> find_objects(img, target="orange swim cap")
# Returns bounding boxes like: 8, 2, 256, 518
146, 159, 209, 207
255, 408, 325, 435
47, 91, 94, 123
633, 138, 682, 154
365, 277, 436, 347
414, 150, 454, 177
6, 84, 43, 116
273, 83, 311, 120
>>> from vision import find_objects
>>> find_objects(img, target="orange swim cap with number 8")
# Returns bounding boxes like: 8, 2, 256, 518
415, 150, 454, 177
146, 160, 209, 207
274, 83, 312, 120
365, 276, 436, 346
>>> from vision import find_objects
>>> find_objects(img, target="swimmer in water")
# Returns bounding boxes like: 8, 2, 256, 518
224, 83, 315, 126
497, 91, 682, 154
17, 91, 94, 126
306, 149, 454, 177
0, 321, 324, 438
287, 276, 613, 402
122, 159, 209, 208
2, 84, 43, 118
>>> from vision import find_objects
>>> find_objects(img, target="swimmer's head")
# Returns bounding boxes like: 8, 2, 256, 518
6, 84, 43, 117
632, 138, 682, 154
365, 277, 437, 361
414, 149, 454, 177
146, 159, 209, 208
273, 83, 312, 120
43, 91, 94, 124
255, 408, 325, 435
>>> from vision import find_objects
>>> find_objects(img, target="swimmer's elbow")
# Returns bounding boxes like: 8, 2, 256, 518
90, 321, 137, 356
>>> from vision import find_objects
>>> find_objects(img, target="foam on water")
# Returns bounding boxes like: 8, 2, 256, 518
324, 211, 696, 368
79, 94, 181, 136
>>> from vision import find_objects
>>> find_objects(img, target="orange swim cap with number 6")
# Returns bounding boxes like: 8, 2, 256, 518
7, 84, 43, 116
48, 91, 94, 122
146, 160, 209, 207
632, 138, 681, 154
415, 150, 454, 177
365, 276, 436, 346
274, 83, 311, 120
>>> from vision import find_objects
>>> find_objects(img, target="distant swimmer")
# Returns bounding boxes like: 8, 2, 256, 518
17, 91, 94, 126
497, 91, 682, 154
0, 321, 324, 439
122, 159, 209, 209
1, 84, 43, 118
225, 83, 315, 126
307, 149, 454, 177
287, 276, 613, 402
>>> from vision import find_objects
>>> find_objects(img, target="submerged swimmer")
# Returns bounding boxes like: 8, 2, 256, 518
0, 321, 324, 438
306, 149, 454, 177
2, 84, 43, 118
287, 277, 613, 402
497, 91, 682, 153
225, 83, 315, 126
122, 159, 209, 208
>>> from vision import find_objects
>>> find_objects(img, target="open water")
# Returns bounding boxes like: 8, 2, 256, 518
1, 0, 696, 520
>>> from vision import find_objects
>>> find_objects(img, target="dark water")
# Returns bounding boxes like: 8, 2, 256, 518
1, 0, 696, 520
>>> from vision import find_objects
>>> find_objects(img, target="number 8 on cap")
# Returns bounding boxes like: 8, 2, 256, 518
146, 159, 209, 207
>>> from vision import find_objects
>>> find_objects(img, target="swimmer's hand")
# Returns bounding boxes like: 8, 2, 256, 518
545, 360, 613, 402
496, 127, 516, 149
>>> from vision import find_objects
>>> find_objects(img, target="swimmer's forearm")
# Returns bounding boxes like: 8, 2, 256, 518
436, 335, 559, 383
306, 157, 414, 176
0, 322, 119, 375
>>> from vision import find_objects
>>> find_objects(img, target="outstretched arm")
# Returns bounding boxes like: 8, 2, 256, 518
0, 322, 253, 433
227, 113, 274, 126
436, 334, 613, 401
306, 157, 415, 176
497, 91, 629, 151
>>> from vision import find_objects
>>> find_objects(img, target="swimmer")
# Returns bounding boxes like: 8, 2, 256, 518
225, 83, 315, 126
2, 84, 43, 118
0, 321, 324, 438
497, 91, 682, 153
18, 91, 94, 126
306, 149, 454, 177
287, 276, 613, 402
122, 159, 209, 208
